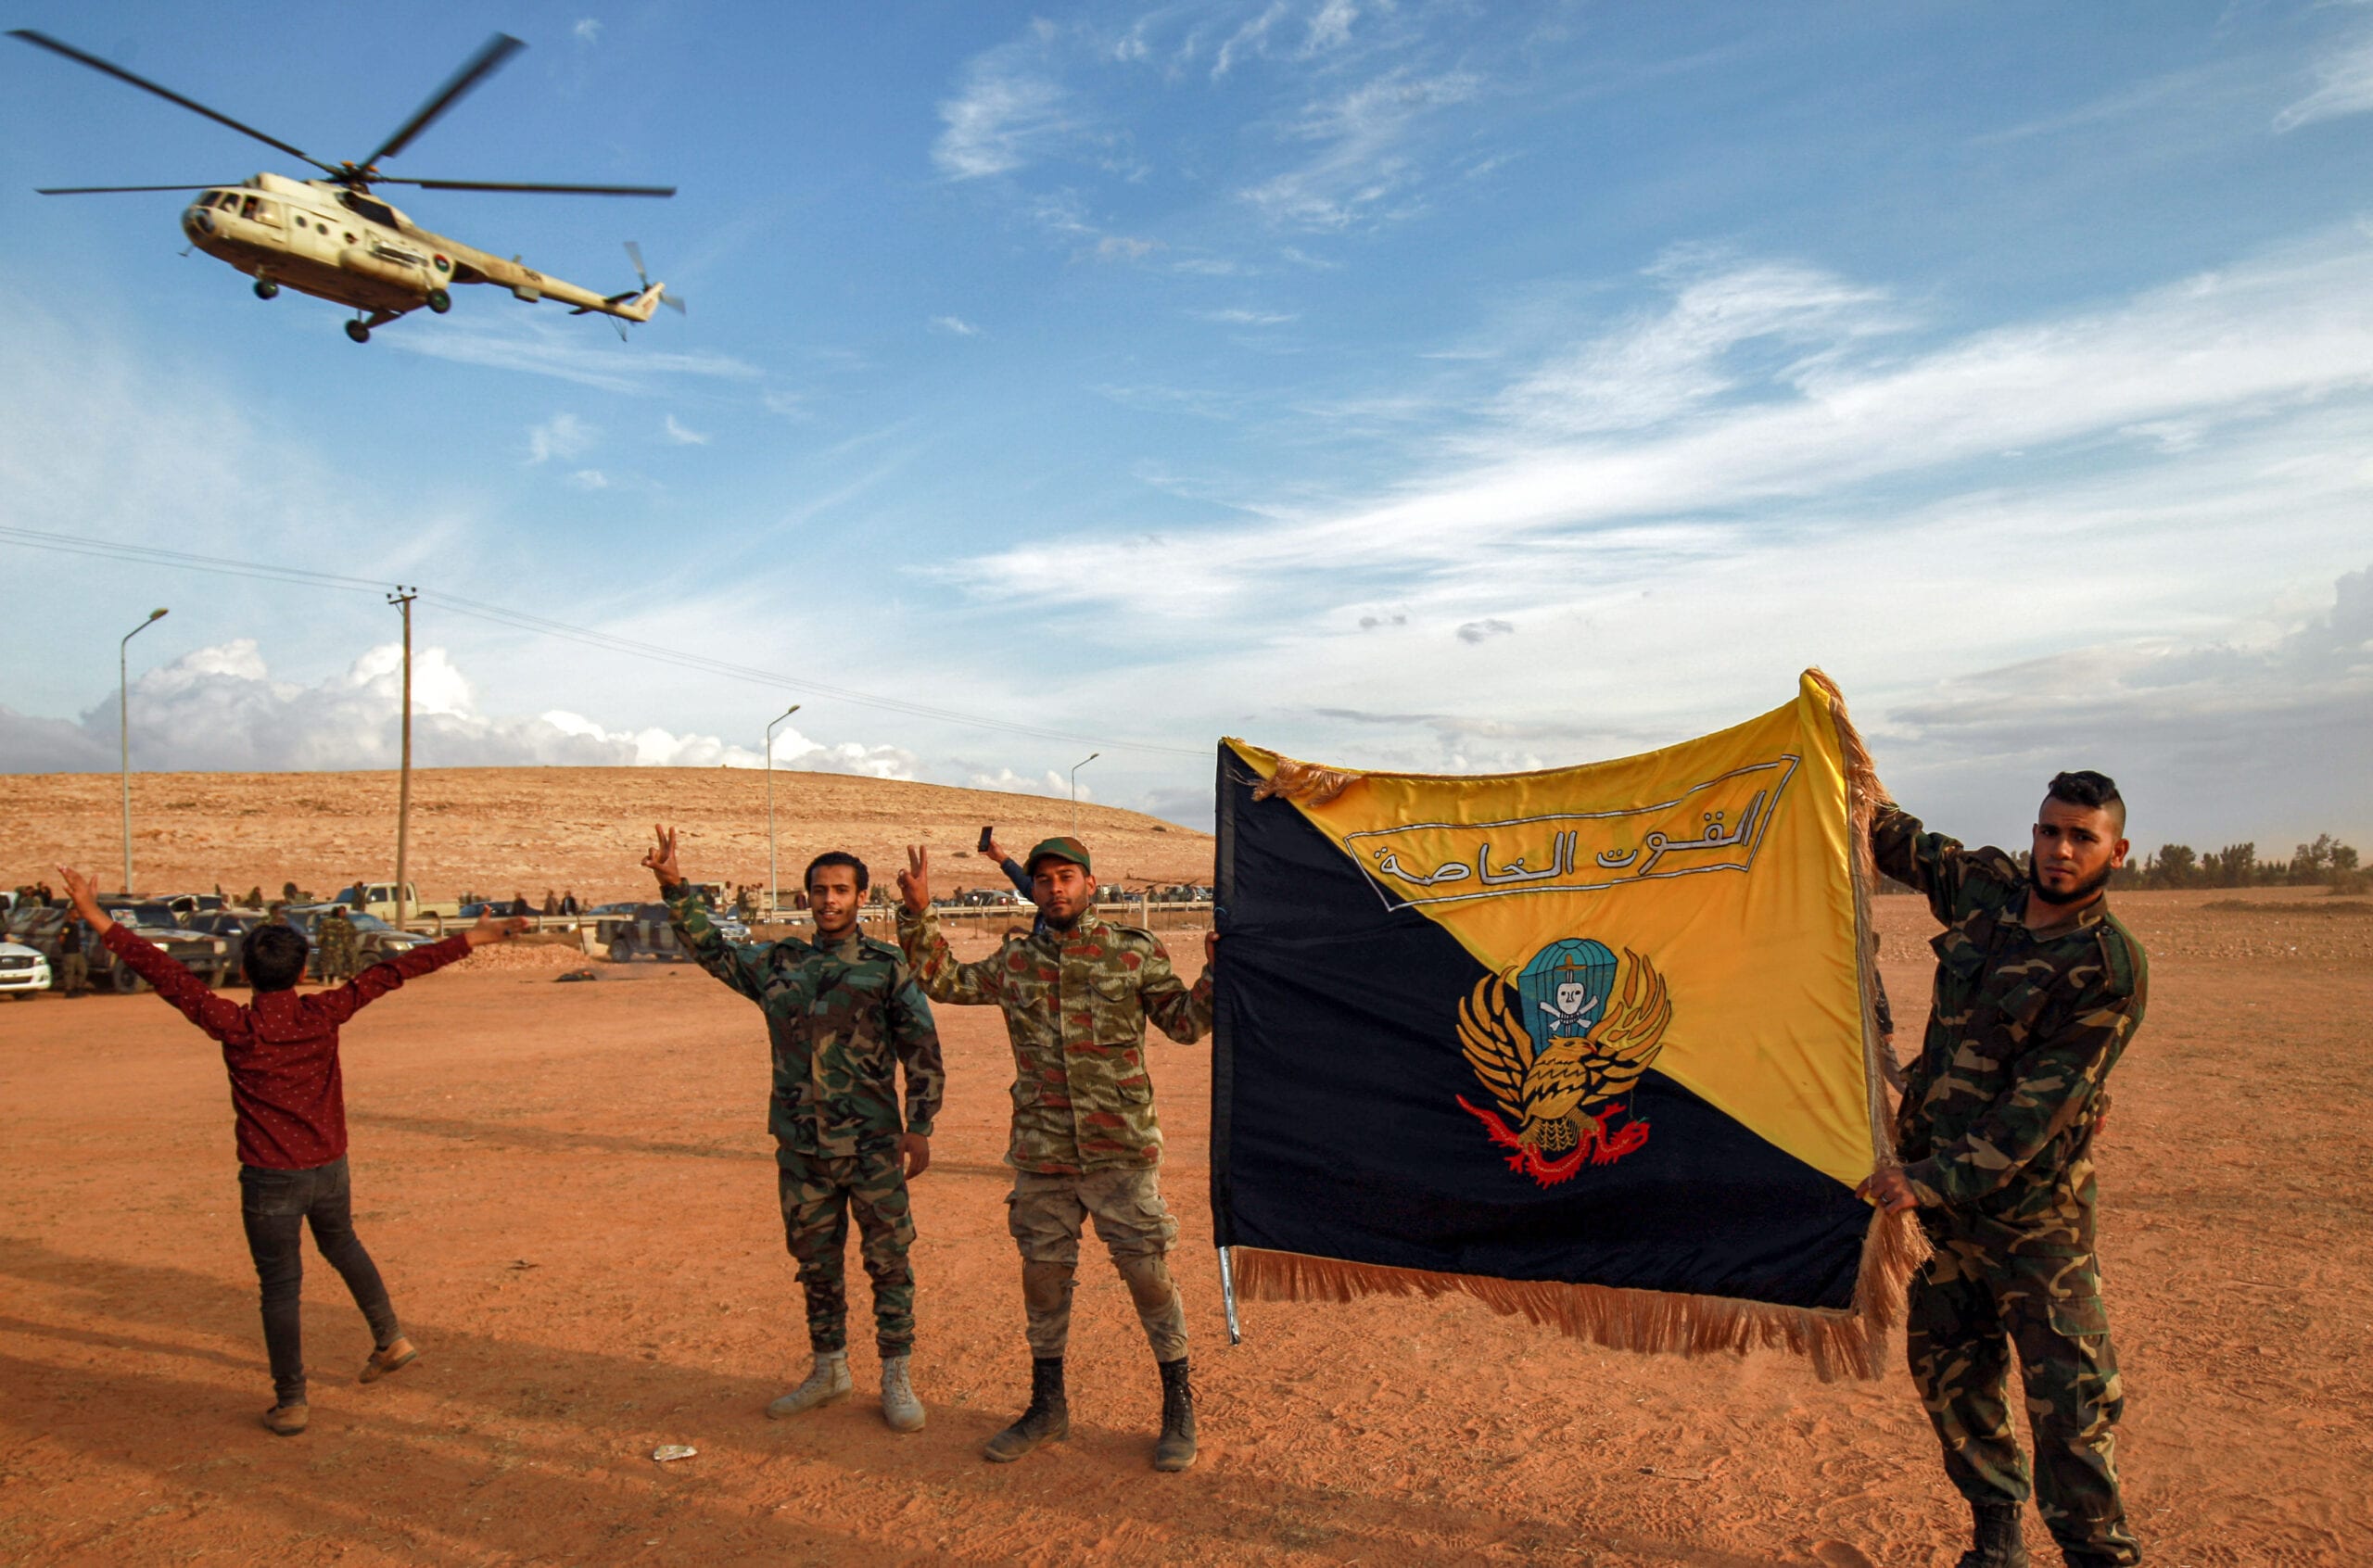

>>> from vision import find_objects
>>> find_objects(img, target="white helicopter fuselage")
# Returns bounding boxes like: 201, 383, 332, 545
181, 171, 662, 322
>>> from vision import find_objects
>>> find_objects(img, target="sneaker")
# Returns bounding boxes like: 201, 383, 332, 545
360, 1336, 418, 1384
260, 1401, 309, 1436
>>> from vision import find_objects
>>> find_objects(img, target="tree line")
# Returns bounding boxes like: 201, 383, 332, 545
2115, 833, 2364, 891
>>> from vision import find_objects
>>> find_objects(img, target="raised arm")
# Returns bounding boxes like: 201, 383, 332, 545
895, 845, 1005, 1005
1870, 803, 1975, 925
60, 863, 245, 1040
644, 823, 768, 1002
317, 909, 524, 1026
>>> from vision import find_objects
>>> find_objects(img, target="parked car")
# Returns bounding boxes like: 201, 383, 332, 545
24, 896, 235, 986
187, 911, 269, 984
0, 940, 52, 998
282, 904, 438, 978
329, 881, 419, 919
590, 903, 747, 961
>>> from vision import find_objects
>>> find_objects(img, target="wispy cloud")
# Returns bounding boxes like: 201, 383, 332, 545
387, 319, 761, 394
2275, 28, 2373, 132
527, 412, 593, 465
1191, 307, 1300, 325
1241, 69, 1483, 230
932, 314, 984, 337
572, 17, 602, 46
566, 469, 610, 491
662, 413, 710, 446
934, 35, 1074, 179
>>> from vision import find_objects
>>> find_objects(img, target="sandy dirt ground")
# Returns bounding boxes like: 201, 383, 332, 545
1, 887, 2367, 1566
0, 768, 1215, 904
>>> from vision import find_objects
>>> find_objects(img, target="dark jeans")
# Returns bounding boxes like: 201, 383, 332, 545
238, 1156, 400, 1404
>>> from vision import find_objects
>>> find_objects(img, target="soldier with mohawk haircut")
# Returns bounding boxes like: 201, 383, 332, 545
1857, 770, 2149, 1568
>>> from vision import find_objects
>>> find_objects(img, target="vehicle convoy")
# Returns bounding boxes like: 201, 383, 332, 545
6, 901, 235, 992
12, 29, 679, 343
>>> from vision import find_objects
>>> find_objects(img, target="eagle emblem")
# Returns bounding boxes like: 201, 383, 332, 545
1454, 939, 1669, 1186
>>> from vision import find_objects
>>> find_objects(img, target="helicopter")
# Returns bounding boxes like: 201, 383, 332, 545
11, 30, 683, 343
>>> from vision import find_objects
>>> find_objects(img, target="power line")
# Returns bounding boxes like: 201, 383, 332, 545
0, 524, 1208, 760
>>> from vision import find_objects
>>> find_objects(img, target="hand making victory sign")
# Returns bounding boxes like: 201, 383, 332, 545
643, 825, 682, 889
898, 845, 930, 916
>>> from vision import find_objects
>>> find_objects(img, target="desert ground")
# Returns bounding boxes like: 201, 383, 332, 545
0, 767, 1216, 904
1, 776, 2367, 1564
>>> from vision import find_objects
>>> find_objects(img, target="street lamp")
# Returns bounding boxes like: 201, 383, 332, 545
120, 607, 168, 892
765, 704, 803, 920
1070, 752, 1099, 837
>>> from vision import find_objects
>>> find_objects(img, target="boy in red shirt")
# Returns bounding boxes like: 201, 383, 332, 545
56, 865, 526, 1435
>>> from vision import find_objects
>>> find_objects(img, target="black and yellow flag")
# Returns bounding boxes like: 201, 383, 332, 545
1211, 672, 1921, 1379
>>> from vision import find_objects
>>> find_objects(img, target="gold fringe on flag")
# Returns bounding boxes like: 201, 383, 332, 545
1251, 755, 1364, 807
1231, 1195, 1928, 1383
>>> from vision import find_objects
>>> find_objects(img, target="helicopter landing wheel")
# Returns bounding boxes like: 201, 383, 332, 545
344, 320, 371, 344
425, 288, 451, 314
253, 279, 279, 300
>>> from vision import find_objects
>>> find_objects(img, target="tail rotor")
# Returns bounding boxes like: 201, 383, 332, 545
625, 240, 685, 314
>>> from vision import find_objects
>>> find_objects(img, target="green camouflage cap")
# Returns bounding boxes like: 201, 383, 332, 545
1024, 836, 1093, 875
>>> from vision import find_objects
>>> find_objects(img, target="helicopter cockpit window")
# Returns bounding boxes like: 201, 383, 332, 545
337, 191, 399, 229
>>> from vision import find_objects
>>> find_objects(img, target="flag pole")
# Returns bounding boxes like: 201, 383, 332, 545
1217, 1246, 1241, 1346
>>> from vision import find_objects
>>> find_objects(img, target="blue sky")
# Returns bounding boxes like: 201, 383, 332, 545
4, 0, 2370, 854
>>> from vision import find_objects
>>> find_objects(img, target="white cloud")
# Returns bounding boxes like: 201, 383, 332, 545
968, 766, 1093, 801
387, 318, 762, 394
572, 17, 602, 45
1241, 69, 1483, 229
932, 314, 985, 337
1455, 618, 1514, 644
1192, 307, 1300, 325
934, 44, 1073, 179
527, 412, 593, 465
1096, 235, 1161, 261
1303, 0, 1359, 56
0, 639, 917, 779
1878, 566, 2373, 848
1214, 3, 1287, 79
566, 469, 610, 490
2274, 30, 2373, 132
662, 413, 710, 446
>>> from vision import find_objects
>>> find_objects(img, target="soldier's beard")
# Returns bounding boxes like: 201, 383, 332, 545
1044, 909, 1082, 932
2027, 861, 2114, 907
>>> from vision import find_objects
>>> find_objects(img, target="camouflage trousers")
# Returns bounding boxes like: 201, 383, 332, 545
777, 1146, 915, 1359
1006, 1166, 1186, 1361
1907, 1230, 2140, 1566
319, 943, 357, 983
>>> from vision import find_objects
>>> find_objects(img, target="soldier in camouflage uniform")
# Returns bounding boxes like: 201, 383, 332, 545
316, 908, 359, 984
896, 835, 1215, 1472
1856, 771, 2148, 1568
644, 826, 944, 1433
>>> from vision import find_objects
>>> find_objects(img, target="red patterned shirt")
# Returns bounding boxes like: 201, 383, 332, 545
103, 924, 472, 1170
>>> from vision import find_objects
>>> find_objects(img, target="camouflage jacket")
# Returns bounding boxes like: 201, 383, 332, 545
896, 906, 1213, 1175
1873, 805, 2148, 1254
665, 884, 943, 1158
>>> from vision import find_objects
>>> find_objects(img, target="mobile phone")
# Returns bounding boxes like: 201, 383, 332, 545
978, 825, 995, 854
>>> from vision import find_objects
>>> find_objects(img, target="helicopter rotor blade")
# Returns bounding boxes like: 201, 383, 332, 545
384, 177, 677, 196
35, 183, 228, 195
625, 239, 648, 284
9, 30, 338, 175
360, 33, 525, 170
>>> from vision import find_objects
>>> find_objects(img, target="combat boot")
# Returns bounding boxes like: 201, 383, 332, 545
1151, 1355, 1197, 1472
1954, 1498, 2029, 1568
765, 1350, 851, 1419
983, 1356, 1068, 1462
880, 1354, 925, 1433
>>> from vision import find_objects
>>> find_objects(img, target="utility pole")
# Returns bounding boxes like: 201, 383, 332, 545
119, 607, 169, 892
1071, 752, 1099, 837
388, 588, 417, 928
765, 704, 802, 920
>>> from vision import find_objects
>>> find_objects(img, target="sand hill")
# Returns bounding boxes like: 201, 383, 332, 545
2, 768, 1213, 904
